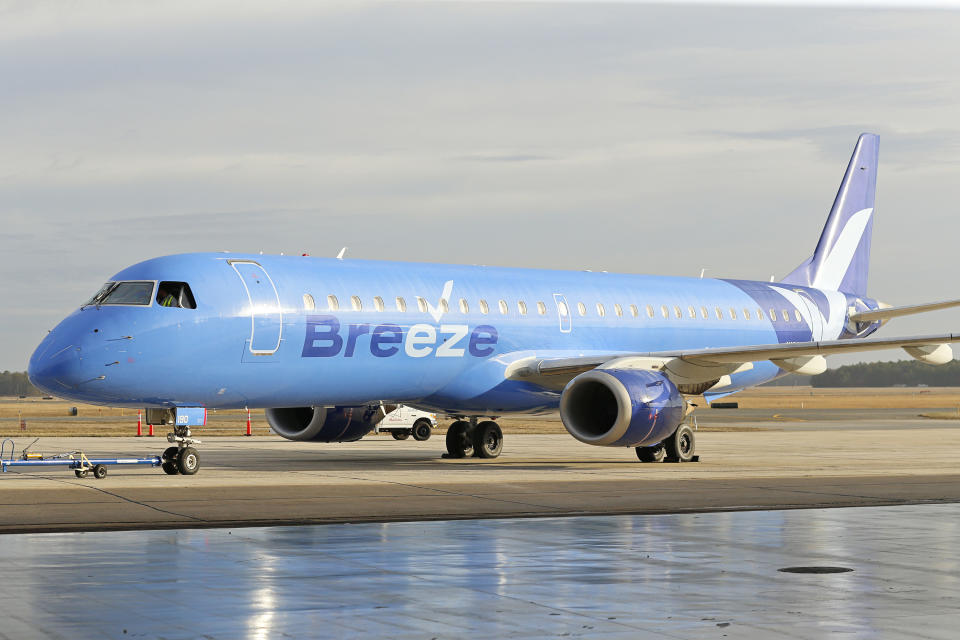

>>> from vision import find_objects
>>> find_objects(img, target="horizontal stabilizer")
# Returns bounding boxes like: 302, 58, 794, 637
849, 298, 960, 324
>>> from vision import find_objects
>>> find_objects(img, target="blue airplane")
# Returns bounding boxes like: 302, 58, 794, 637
27, 134, 960, 475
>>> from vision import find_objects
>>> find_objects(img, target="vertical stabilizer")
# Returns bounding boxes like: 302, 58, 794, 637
781, 133, 878, 296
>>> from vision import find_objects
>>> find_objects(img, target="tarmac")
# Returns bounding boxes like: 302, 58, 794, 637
4, 504, 959, 639
1, 412, 960, 533
4, 412, 960, 638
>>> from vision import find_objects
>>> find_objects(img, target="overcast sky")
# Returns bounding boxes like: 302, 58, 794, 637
3, 1, 960, 371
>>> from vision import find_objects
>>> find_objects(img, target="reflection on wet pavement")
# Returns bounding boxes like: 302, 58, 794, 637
2, 504, 959, 639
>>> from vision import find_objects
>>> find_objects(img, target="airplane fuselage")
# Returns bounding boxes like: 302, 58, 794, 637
28, 252, 878, 413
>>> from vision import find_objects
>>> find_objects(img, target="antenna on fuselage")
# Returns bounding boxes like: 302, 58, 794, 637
700, 268, 707, 279
337, 247, 347, 260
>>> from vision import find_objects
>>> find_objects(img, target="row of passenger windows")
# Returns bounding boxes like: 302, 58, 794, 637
301, 293, 804, 323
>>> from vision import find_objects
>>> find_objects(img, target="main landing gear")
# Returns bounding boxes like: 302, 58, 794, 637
635, 424, 698, 463
445, 417, 503, 459
161, 424, 202, 475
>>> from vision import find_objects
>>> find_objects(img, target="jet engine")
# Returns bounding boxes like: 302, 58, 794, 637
559, 369, 685, 447
265, 404, 389, 442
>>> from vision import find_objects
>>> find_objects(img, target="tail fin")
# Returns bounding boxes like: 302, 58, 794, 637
781, 133, 879, 296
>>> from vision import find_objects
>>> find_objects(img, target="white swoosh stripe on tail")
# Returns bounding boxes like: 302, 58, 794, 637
811, 208, 872, 292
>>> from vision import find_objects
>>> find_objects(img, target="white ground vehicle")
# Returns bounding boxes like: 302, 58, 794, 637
375, 406, 437, 441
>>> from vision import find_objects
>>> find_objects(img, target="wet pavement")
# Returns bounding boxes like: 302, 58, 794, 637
3, 503, 959, 639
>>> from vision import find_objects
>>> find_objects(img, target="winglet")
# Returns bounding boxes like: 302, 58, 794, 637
782, 133, 879, 296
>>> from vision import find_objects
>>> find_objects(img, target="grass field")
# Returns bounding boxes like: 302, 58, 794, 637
3, 386, 959, 437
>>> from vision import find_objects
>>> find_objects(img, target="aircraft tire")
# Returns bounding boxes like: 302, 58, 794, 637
392, 431, 411, 440
473, 421, 503, 459
445, 421, 473, 458
663, 424, 696, 463
412, 419, 432, 441
162, 446, 179, 462
161, 461, 179, 475
177, 447, 200, 475
636, 443, 666, 463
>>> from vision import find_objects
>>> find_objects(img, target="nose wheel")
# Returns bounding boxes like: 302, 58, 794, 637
161, 425, 202, 475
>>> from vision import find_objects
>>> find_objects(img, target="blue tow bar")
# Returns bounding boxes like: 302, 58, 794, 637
1, 457, 162, 471
1, 440, 162, 478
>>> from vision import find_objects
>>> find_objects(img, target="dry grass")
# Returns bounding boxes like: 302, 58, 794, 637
3, 386, 959, 437
699, 386, 960, 410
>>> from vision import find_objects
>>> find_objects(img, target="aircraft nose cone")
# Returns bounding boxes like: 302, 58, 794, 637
28, 340, 84, 395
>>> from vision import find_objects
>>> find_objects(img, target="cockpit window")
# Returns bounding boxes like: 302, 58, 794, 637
157, 282, 197, 309
86, 281, 155, 306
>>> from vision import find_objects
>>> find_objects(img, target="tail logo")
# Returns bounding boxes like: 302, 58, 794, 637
811, 208, 872, 292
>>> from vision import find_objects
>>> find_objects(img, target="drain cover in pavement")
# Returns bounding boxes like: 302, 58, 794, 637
778, 566, 853, 574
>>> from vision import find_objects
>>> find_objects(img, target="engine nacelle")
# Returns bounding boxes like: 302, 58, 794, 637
265, 404, 386, 442
559, 369, 684, 447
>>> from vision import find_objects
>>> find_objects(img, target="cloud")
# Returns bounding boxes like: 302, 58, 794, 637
4, 3, 960, 369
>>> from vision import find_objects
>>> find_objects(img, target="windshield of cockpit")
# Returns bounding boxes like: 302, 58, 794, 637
85, 281, 155, 307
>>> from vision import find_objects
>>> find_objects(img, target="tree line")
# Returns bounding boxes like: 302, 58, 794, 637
809, 359, 960, 387
0, 371, 42, 396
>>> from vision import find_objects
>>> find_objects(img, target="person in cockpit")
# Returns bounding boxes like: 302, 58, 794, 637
158, 286, 179, 308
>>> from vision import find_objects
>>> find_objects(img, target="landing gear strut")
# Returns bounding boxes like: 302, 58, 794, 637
445, 418, 503, 459
162, 424, 202, 475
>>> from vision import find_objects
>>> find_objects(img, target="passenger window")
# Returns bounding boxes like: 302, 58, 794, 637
499, 299, 509, 315
459, 298, 469, 314
743, 308, 751, 320
646, 305, 654, 318
630, 304, 639, 318
302, 294, 315, 311
373, 296, 384, 312
577, 302, 587, 316
596, 303, 605, 317
782, 309, 790, 322
769, 308, 777, 322
715, 307, 723, 320
396, 297, 407, 312
729, 308, 737, 320
157, 282, 196, 309
701, 306, 708, 319
674, 305, 682, 319
688, 306, 696, 319
795, 309, 802, 322
351, 296, 362, 311
479, 299, 489, 314
440, 299, 449, 313
660, 305, 668, 319
537, 301, 547, 315
758, 308, 764, 321
614, 303, 623, 317
327, 295, 339, 311
417, 297, 428, 313
518, 300, 528, 315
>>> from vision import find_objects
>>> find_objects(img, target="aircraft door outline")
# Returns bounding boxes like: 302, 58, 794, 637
229, 260, 283, 355
553, 293, 572, 333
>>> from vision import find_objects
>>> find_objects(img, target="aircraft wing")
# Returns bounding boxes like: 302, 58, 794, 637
509, 332, 960, 389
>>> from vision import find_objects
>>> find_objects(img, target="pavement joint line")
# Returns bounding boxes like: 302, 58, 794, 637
4, 469, 208, 523
285, 470, 575, 512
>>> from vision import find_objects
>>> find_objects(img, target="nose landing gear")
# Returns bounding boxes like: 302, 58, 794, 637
161, 424, 202, 475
